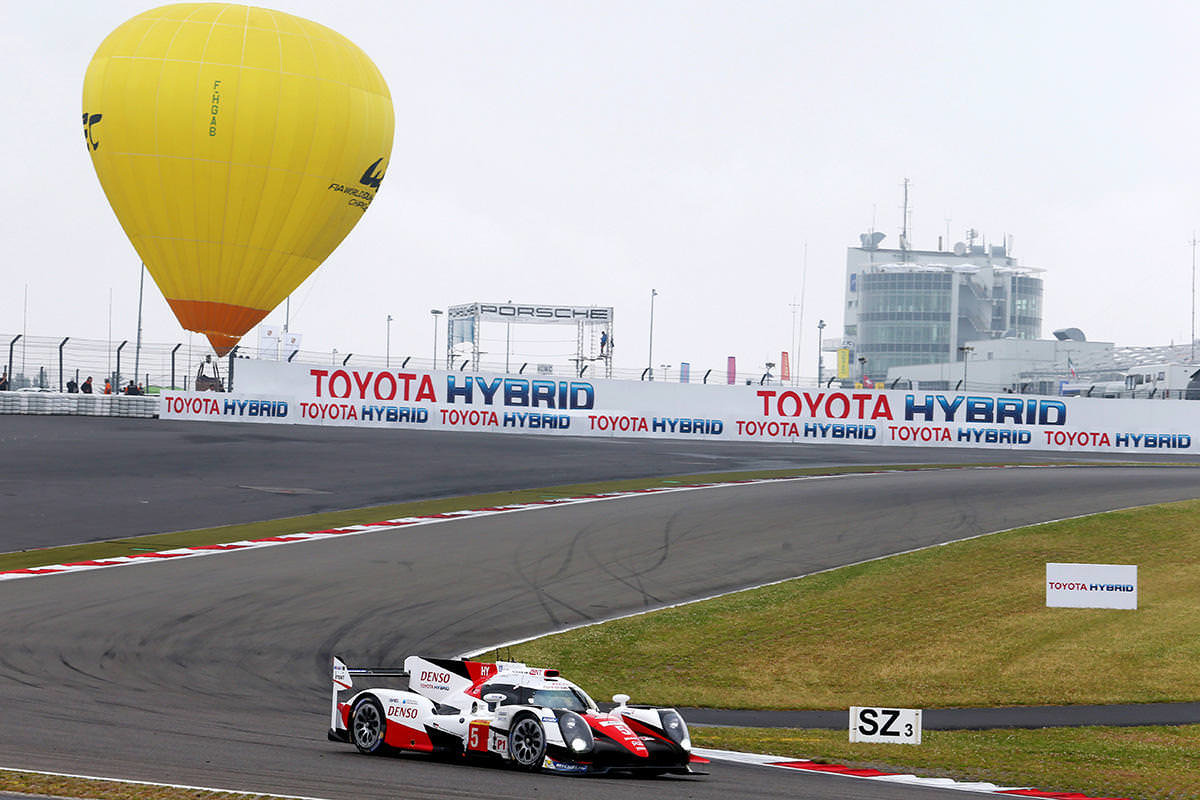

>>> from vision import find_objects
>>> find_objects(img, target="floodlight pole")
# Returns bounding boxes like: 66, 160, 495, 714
647, 289, 658, 381
816, 319, 826, 387
386, 314, 393, 368
134, 263, 145, 387
430, 309, 443, 370
958, 344, 974, 390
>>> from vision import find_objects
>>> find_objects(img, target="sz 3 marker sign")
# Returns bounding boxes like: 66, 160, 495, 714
849, 707, 922, 744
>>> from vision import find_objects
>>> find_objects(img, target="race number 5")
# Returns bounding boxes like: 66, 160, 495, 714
467, 721, 490, 752
848, 707, 922, 744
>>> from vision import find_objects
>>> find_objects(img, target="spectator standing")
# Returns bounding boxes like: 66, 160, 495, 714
0, 371, 8, 391
81, 376, 94, 394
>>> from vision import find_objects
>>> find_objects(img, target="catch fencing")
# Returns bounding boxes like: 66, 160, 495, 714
1, 331, 814, 396
2, 333, 203, 393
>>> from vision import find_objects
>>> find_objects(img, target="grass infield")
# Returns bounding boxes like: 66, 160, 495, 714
482, 497, 1200, 800
693, 725, 1200, 800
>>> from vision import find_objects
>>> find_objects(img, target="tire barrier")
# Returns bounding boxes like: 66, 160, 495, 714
0, 392, 158, 418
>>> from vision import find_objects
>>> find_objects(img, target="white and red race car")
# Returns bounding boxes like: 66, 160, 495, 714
328, 655, 706, 776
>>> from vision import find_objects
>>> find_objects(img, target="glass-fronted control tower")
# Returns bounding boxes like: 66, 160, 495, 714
842, 233, 1043, 379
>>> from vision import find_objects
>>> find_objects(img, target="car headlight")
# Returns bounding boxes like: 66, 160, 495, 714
554, 710, 594, 753
659, 709, 690, 750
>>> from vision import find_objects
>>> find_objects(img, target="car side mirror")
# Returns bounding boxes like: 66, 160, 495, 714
612, 693, 629, 707
483, 692, 506, 711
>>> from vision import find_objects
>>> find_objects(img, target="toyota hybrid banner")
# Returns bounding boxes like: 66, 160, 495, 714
159, 359, 1199, 454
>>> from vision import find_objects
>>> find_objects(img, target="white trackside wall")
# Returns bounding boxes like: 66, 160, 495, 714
158, 359, 1200, 454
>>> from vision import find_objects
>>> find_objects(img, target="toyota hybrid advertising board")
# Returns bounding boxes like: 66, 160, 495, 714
159, 359, 1197, 454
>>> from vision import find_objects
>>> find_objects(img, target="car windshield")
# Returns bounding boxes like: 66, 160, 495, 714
479, 682, 595, 712
527, 687, 592, 712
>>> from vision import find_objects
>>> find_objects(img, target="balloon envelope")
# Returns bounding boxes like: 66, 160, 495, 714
83, 3, 394, 354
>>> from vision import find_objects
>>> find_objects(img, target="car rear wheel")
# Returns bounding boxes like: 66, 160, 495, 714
351, 697, 388, 755
507, 714, 546, 770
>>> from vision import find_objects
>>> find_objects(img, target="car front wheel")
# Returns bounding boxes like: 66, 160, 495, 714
507, 714, 547, 770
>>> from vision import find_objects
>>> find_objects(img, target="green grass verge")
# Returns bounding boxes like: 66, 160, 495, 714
0, 462, 1034, 572
693, 725, 1200, 800
489, 498, 1200, 708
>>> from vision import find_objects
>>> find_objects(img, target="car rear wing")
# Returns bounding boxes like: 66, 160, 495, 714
333, 656, 409, 684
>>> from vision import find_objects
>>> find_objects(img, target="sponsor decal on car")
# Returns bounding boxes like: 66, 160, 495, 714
543, 756, 589, 773
386, 703, 420, 720
589, 716, 649, 756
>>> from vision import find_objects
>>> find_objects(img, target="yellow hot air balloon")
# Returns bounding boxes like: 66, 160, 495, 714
83, 3, 394, 354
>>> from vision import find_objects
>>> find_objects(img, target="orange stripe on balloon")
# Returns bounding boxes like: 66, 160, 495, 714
165, 299, 269, 356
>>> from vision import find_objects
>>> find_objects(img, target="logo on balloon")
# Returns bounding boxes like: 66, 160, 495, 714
82, 112, 102, 151
360, 157, 386, 190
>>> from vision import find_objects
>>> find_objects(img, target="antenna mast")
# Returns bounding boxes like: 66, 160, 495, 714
900, 177, 911, 261
1191, 231, 1198, 363
790, 241, 808, 386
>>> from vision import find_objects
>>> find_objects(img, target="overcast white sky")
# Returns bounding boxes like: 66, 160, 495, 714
3, 1, 1199, 378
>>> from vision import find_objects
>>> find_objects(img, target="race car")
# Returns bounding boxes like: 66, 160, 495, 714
327, 655, 706, 776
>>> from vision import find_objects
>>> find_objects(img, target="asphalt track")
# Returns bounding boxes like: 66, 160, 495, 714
3, 417, 1200, 800
1, 415, 1193, 551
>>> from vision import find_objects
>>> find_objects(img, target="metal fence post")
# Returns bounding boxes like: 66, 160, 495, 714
170, 343, 181, 390
115, 340, 127, 393
58, 337, 69, 391
7, 335, 20, 388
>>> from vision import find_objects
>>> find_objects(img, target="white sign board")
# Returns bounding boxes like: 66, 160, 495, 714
849, 707, 922, 744
448, 302, 612, 325
1046, 563, 1138, 609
